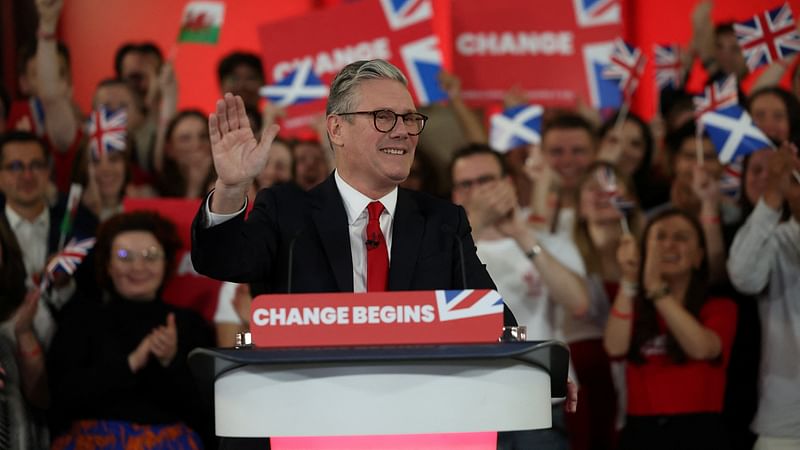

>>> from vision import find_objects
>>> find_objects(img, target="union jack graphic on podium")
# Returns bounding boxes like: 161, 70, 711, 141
45, 237, 96, 281
86, 107, 127, 161
654, 44, 683, 90
693, 75, 739, 118
260, 60, 329, 107
489, 104, 543, 153
734, 3, 800, 72
602, 38, 646, 99
436, 290, 504, 322
379, 0, 432, 30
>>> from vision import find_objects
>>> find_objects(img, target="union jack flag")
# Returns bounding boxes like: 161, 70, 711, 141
400, 35, 447, 105
700, 105, 774, 164
573, 0, 621, 27
489, 104, 543, 153
653, 44, 683, 90
260, 59, 329, 107
44, 237, 95, 282
86, 107, 127, 161
602, 38, 646, 99
379, 0, 432, 30
693, 75, 739, 118
436, 289, 504, 322
29, 97, 46, 137
720, 157, 743, 199
734, 3, 800, 72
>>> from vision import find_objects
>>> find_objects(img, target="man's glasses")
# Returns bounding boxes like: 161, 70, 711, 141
452, 174, 500, 192
114, 247, 165, 264
338, 109, 428, 136
1, 160, 49, 174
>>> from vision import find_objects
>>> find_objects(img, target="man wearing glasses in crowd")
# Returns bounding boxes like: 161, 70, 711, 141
192, 59, 517, 321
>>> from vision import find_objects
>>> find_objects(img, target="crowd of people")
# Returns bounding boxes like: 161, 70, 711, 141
0, 0, 798, 449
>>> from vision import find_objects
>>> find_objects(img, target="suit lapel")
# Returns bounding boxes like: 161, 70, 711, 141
310, 176, 354, 292
388, 189, 425, 290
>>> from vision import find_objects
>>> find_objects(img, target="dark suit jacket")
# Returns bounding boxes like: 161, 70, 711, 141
192, 175, 516, 324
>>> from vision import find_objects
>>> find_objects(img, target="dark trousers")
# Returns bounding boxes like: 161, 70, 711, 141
618, 413, 731, 450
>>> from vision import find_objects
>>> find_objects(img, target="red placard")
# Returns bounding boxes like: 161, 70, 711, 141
250, 289, 504, 347
257, 0, 446, 131
451, 0, 624, 108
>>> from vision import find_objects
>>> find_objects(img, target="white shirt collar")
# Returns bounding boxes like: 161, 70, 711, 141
334, 170, 398, 225
5, 204, 48, 230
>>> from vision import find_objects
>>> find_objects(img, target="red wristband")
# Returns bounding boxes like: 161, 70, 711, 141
610, 307, 633, 320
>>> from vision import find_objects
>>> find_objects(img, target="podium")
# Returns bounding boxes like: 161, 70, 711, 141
188, 340, 569, 439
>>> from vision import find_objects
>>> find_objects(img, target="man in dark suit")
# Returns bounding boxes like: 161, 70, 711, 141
192, 59, 508, 313
0, 131, 98, 345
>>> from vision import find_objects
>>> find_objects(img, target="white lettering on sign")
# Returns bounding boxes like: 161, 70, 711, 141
272, 37, 392, 81
456, 31, 574, 56
252, 305, 435, 326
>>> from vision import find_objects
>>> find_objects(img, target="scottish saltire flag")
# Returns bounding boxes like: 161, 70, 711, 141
379, 0, 433, 30
734, 3, 800, 72
436, 290, 504, 321
700, 105, 774, 164
584, 42, 623, 109
400, 36, 447, 105
654, 44, 683, 90
260, 60, 329, 107
573, 0, 621, 27
44, 237, 95, 282
489, 104, 543, 153
693, 75, 738, 118
178, 1, 225, 44
602, 38, 646, 99
86, 107, 127, 161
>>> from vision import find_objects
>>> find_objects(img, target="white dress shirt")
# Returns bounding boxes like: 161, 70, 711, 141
204, 170, 397, 292
5, 204, 49, 281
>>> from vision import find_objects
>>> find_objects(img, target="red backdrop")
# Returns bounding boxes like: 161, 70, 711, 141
58, 0, 797, 119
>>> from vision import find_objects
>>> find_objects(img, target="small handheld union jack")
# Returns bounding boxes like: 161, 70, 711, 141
86, 106, 127, 161
693, 75, 739, 119
41, 237, 96, 291
653, 44, 683, 91
595, 165, 633, 233
602, 38, 646, 100
734, 3, 800, 72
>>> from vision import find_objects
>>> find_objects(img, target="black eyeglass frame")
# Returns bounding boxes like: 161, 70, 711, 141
337, 109, 429, 136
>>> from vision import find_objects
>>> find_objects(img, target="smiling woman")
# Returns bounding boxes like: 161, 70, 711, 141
604, 208, 738, 450
47, 211, 215, 449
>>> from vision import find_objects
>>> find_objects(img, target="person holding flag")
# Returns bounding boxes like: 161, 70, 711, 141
727, 143, 800, 450
0, 131, 97, 346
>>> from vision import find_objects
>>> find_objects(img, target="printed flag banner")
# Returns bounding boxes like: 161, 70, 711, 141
259, 60, 329, 107
734, 3, 800, 72
489, 104, 543, 153
178, 1, 225, 44
250, 289, 505, 347
257, 0, 445, 130
700, 105, 774, 164
451, 0, 623, 109
86, 107, 127, 161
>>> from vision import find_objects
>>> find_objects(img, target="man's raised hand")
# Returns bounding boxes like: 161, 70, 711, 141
209, 93, 280, 212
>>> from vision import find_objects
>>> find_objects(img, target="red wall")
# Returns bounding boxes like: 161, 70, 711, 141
59, 0, 798, 118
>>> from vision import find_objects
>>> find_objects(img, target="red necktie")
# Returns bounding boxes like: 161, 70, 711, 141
366, 201, 388, 291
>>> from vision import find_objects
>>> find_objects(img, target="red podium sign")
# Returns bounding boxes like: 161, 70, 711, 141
250, 289, 504, 347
